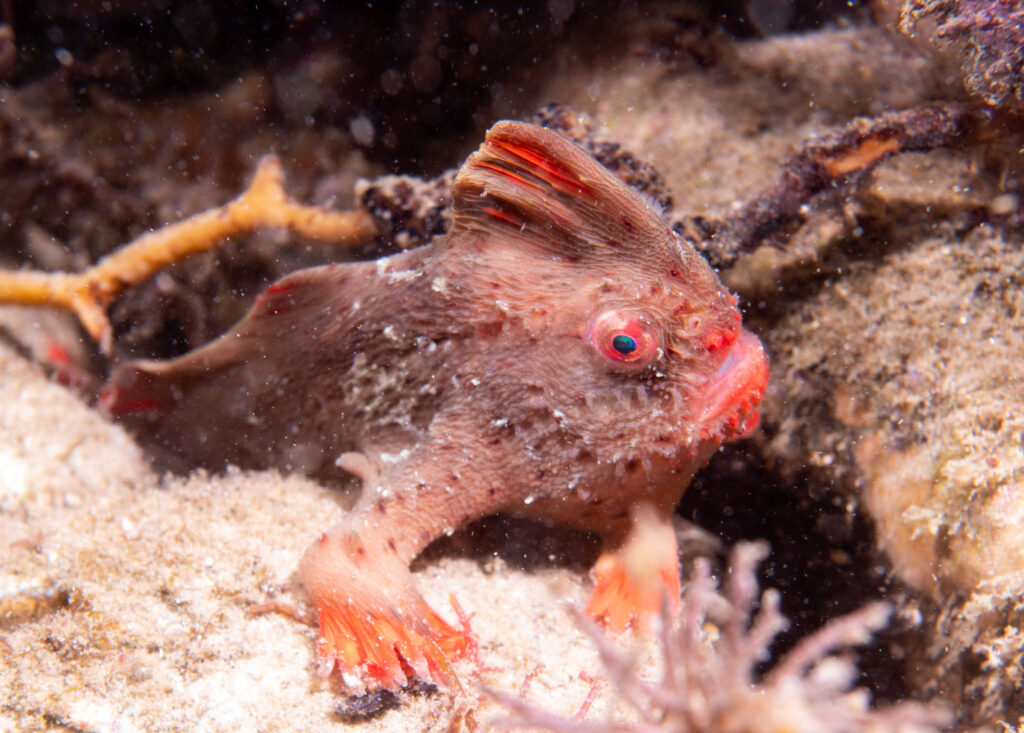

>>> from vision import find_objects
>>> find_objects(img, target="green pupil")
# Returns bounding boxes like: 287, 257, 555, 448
612, 334, 637, 354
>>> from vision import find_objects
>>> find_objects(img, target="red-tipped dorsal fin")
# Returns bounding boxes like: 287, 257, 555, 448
450, 121, 668, 257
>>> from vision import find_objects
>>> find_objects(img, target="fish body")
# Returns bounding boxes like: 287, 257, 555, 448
104, 121, 769, 692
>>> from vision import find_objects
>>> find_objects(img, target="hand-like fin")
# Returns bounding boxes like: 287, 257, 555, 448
450, 121, 668, 257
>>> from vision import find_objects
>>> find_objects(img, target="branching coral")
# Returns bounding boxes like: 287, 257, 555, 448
491, 542, 950, 733
0, 155, 378, 352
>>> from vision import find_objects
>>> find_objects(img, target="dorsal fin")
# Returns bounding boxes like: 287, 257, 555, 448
450, 121, 667, 256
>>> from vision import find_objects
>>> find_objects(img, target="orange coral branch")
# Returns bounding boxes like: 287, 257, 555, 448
0, 155, 379, 352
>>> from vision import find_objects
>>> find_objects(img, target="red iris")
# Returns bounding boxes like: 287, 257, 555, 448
589, 310, 659, 367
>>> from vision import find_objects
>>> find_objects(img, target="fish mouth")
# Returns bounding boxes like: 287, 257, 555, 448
697, 329, 769, 439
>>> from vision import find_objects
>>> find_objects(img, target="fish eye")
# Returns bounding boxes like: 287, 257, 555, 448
589, 310, 659, 367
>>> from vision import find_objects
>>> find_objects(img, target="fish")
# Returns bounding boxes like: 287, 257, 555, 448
101, 120, 769, 693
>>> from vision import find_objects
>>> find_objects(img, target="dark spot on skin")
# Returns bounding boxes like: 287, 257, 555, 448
670, 269, 682, 278
387, 539, 397, 552
575, 449, 595, 465
621, 217, 635, 233
489, 438, 501, 446
487, 488, 496, 497
449, 473, 459, 483
536, 469, 546, 480
355, 546, 366, 557
375, 501, 387, 514
625, 458, 639, 472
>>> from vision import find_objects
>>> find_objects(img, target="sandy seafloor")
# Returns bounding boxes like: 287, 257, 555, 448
2, 4, 1024, 731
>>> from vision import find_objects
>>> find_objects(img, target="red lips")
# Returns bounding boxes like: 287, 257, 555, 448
698, 329, 769, 439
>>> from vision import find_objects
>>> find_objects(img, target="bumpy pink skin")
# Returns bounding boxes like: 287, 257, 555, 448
103, 121, 768, 692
